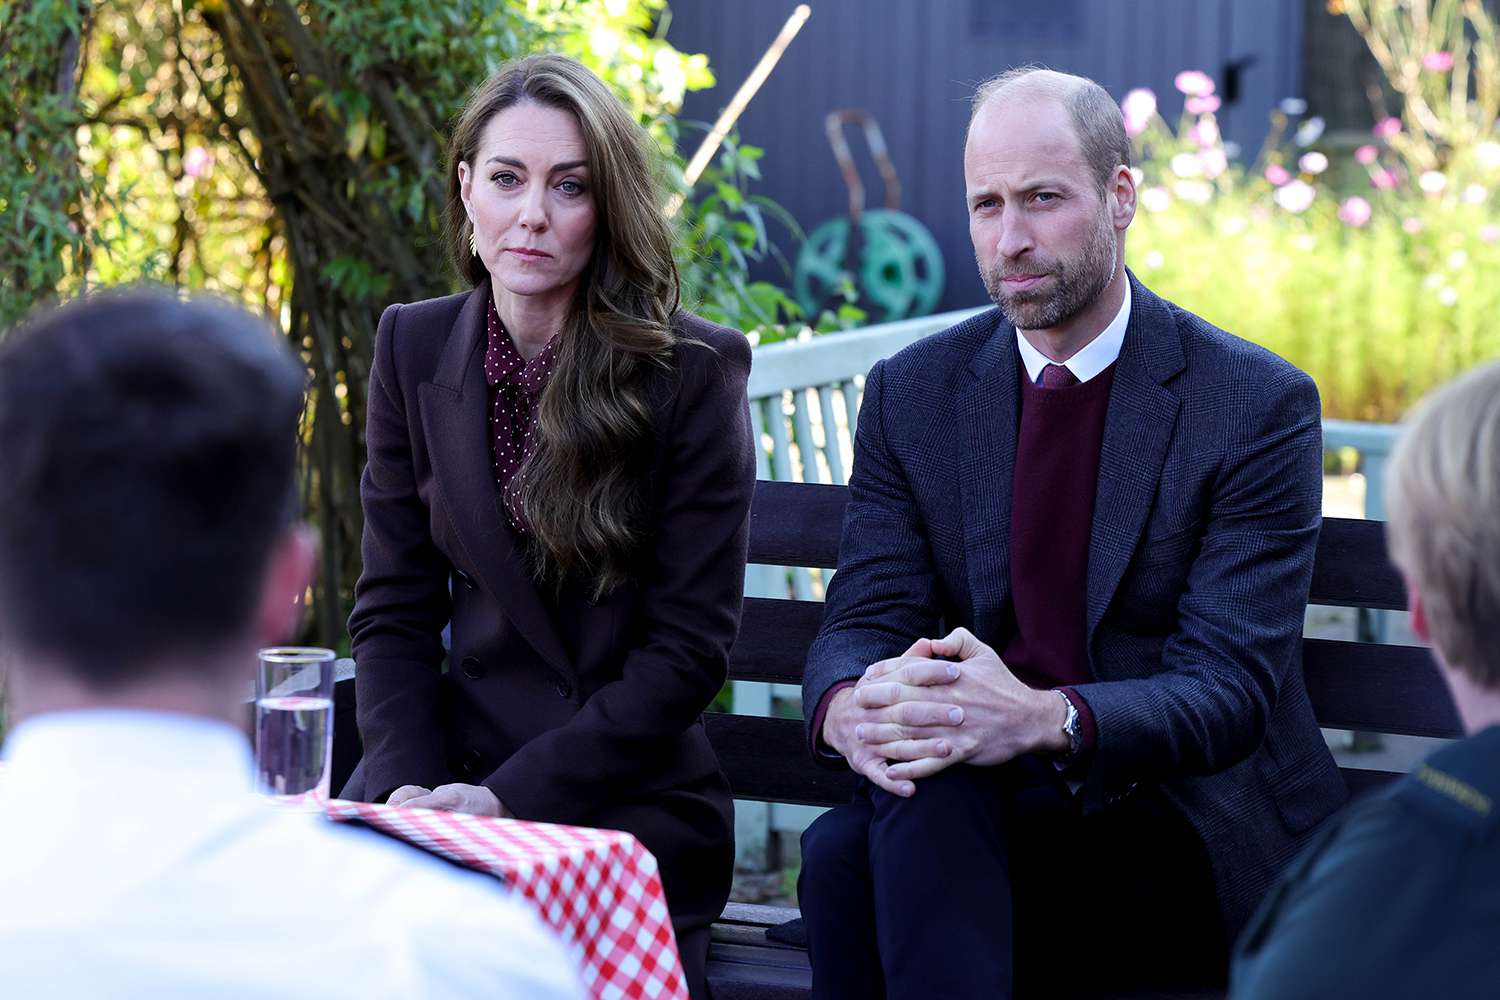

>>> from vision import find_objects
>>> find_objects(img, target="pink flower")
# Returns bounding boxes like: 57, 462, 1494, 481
1264, 163, 1292, 186
1371, 168, 1398, 190
1423, 51, 1454, 72
1185, 95, 1222, 115
1354, 144, 1379, 165
1480, 224, 1500, 244
1338, 196, 1372, 227
1188, 118, 1220, 147
1122, 88, 1157, 137
1374, 117, 1402, 139
183, 147, 213, 179
1403, 217, 1424, 234
1174, 70, 1215, 97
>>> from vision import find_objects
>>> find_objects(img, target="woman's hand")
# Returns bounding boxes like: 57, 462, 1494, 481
387, 785, 432, 807
396, 782, 509, 818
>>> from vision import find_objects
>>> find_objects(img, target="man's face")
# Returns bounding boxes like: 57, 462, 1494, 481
965, 97, 1126, 332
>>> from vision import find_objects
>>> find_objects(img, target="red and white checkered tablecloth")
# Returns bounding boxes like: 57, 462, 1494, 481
325, 799, 688, 1000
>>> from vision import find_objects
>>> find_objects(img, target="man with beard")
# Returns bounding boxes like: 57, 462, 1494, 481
796, 68, 1346, 999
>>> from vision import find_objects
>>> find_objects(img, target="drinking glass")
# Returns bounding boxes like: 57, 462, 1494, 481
255, 647, 336, 808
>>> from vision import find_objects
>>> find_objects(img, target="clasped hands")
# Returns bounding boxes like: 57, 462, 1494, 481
388, 782, 511, 817
822, 627, 1069, 797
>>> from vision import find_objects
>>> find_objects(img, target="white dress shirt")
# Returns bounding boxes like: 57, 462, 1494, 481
0, 710, 584, 1000
1015, 279, 1131, 385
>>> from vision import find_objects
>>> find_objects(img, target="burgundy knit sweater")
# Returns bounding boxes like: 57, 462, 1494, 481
1002, 361, 1117, 751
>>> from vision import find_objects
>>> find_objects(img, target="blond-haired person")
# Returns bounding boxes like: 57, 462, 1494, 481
340, 54, 754, 998
1232, 359, 1500, 998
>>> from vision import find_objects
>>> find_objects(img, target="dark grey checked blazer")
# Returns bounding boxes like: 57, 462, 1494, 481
803, 272, 1348, 934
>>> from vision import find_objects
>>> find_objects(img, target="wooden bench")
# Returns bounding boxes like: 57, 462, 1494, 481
330, 479, 1459, 1000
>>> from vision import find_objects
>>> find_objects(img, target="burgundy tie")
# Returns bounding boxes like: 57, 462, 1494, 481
1039, 363, 1079, 389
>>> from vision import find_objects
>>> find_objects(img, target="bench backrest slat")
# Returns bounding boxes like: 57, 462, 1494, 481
745, 481, 1408, 609
731, 598, 1460, 740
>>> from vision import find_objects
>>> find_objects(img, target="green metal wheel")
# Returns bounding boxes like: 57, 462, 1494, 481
794, 209, 945, 322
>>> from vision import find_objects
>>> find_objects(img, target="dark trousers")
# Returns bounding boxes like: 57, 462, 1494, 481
798, 758, 1226, 999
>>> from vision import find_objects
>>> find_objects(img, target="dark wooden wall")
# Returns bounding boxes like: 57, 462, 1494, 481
666, 0, 1306, 313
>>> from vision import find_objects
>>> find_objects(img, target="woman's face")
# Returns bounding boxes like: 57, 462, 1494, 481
459, 102, 598, 307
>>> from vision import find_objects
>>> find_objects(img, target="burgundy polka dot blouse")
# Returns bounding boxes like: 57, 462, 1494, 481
483, 294, 558, 533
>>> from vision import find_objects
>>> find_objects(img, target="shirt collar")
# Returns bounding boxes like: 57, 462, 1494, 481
484, 295, 559, 398
1015, 279, 1131, 385
1, 709, 256, 798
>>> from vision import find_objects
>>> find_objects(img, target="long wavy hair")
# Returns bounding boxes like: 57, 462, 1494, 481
444, 54, 682, 599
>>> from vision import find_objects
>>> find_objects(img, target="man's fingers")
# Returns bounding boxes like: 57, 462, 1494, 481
886, 754, 959, 782
858, 655, 921, 686
929, 626, 990, 661
874, 738, 952, 763
896, 659, 961, 687
857, 756, 914, 798
902, 637, 935, 658
854, 704, 963, 744
855, 681, 931, 709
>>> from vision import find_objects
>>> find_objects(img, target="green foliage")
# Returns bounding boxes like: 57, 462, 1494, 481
672, 127, 864, 345
2, 0, 815, 645
1123, 0, 1500, 421
1, 0, 98, 325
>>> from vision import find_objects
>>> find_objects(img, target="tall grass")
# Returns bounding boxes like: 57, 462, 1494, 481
1123, 0, 1500, 421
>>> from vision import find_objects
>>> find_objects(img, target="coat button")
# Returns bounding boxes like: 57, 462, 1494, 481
460, 656, 484, 680
555, 678, 572, 699
461, 748, 484, 777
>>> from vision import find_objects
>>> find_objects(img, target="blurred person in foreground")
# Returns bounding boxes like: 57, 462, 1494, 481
796, 67, 1346, 998
1232, 358, 1500, 998
0, 290, 583, 1000
341, 53, 754, 997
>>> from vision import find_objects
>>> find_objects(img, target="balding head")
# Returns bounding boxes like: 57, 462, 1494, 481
970, 68, 1130, 194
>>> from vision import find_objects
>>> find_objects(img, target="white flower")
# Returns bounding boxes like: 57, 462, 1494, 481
1439, 287, 1459, 306
1449, 249, 1469, 269
1274, 180, 1316, 213
1295, 233, 1317, 251
1175, 180, 1214, 205
1130, 167, 1145, 187
1298, 151, 1329, 175
1199, 148, 1228, 179
1477, 141, 1500, 168
1220, 215, 1248, 236
1464, 184, 1488, 204
1424, 272, 1444, 289
1419, 171, 1448, 193
1144, 250, 1165, 269
1141, 186, 1173, 212
1171, 152, 1204, 178
1294, 117, 1326, 146
1279, 97, 1309, 115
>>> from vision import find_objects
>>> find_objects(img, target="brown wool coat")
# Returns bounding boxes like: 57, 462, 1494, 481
344, 285, 754, 936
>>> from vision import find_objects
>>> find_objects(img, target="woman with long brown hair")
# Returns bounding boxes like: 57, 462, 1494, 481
343, 53, 754, 997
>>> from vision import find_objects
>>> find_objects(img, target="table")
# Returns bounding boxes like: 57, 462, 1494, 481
326, 799, 689, 1000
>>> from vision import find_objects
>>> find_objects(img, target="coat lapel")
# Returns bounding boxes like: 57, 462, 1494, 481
418, 285, 574, 676
958, 311, 1020, 611
1086, 275, 1185, 638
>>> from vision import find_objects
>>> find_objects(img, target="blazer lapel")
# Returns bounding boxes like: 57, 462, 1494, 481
1086, 275, 1185, 638
418, 286, 573, 676
959, 312, 1020, 611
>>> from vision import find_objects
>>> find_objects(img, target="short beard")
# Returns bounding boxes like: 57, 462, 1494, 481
981, 209, 1118, 331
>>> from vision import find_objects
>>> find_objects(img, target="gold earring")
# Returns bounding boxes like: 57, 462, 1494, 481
468, 227, 478, 257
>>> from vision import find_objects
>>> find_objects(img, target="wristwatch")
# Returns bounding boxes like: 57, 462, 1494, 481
1057, 690, 1082, 759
